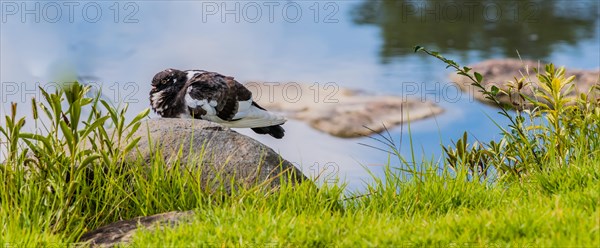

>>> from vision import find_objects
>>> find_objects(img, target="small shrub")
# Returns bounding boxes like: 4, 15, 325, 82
0, 83, 149, 240
415, 46, 600, 182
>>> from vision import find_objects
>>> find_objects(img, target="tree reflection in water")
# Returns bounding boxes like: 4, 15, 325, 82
351, 0, 599, 63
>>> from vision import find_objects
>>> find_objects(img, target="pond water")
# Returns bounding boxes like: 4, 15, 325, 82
1, 0, 599, 191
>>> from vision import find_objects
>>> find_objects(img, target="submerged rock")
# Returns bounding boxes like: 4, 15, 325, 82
449, 59, 600, 109
126, 118, 306, 190
244, 82, 443, 138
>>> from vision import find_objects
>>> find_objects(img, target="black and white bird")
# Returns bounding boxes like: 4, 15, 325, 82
149, 69, 286, 138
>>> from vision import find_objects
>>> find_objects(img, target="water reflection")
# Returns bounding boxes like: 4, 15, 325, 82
351, 0, 599, 62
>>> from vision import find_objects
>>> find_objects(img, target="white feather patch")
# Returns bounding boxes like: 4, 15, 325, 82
150, 91, 163, 109
185, 89, 216, 116
232, 99, 253, 119
186, 70, 205, 81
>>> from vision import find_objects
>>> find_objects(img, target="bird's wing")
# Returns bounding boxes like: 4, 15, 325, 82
227, 101, 287, 128
185, 72, 250, 121
185, 71, 285, 128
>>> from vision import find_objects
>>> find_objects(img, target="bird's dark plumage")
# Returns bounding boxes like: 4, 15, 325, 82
150, 69, 286, 138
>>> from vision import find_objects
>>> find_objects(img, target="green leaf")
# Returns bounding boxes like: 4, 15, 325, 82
39, 104, 54, 121
81, 154, 101, 167
19, 133, 53, 151
474, 72, 483, 83
413, 46, 424, 53
101, 100, 118, 123
446, 59, 458, 67
21, 139, 42, 156
60, 120, 75, 152
491, 86, 500, 96
69, 100, 81, 131
126, 122, 142, 140
123, 137, 142, 155
126, 108, 150, 130
79, 116, 110, 143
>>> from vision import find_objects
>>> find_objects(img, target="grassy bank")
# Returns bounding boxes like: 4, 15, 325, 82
131, 163, 599, 247
1, 50, 598, 247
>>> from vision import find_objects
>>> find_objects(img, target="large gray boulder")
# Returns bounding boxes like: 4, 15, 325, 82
79, 119, 305, 247
127, 118, 306, 190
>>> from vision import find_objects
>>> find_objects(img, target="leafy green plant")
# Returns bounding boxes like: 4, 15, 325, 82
415, 46, 600, 181
0, 82, 149, 239
442, 131, 497, 181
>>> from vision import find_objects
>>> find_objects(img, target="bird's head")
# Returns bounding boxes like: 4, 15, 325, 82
151, 68, 187, 88
150, 68, 188, 117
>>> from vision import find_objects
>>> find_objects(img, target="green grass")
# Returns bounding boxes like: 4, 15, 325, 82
1, 50, 599, 247
132, 164, 599, 247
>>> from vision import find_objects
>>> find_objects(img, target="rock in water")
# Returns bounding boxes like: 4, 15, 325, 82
449, 59, 599, 109
127, 118, 305, 190
244, 82, 443, 138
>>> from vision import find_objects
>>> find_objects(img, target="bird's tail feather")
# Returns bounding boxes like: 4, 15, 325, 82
223, 106, 286, 128
251, 125, 285, 139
